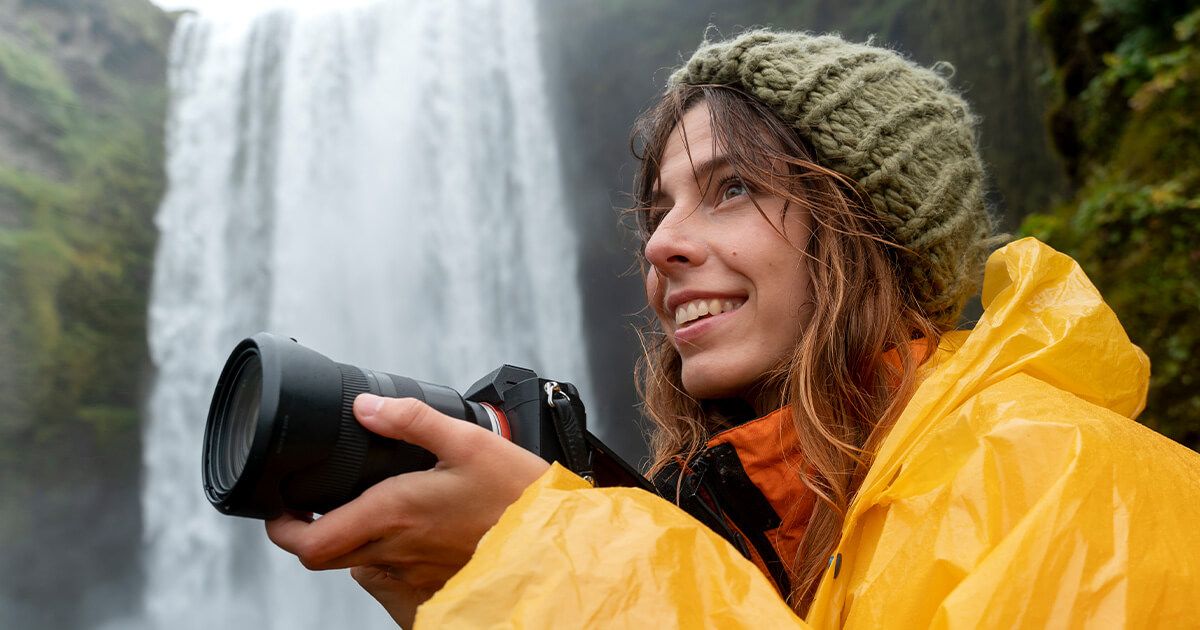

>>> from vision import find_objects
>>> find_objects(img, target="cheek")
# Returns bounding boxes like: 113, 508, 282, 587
750, 246, 811, 329
766, 261, 812, 336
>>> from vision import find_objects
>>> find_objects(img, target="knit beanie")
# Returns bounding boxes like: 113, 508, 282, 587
669, 30, 1002, 328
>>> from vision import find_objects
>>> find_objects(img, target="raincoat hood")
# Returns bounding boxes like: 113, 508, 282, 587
805, 237, 1174, 628
416, 238, 1200, 629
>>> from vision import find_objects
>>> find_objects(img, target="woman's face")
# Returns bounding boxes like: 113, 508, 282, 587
644, 102, 813, 404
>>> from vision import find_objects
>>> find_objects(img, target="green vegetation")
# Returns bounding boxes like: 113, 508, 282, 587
1022, 1, 1200, 448
0, 38, 78, 131
0, 32, 167, 439
0, 0, 174, 626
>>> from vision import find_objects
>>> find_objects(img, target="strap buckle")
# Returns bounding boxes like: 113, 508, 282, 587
543, 381, 594, 486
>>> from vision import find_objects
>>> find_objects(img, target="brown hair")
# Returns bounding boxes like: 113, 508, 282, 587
630, 84, 942, 613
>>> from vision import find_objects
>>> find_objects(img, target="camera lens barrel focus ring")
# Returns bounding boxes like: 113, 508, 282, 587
291, 363, 373, 510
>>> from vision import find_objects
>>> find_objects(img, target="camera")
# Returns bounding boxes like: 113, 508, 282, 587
202, 332, 648, 519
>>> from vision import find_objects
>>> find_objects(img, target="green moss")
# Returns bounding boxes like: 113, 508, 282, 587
18, 19, 55, 51
0, 39, 78, 131
0, 3, 173, 624
1022, 2, 1200, 449
0, 0, 170, 549
0, 110, 166, 424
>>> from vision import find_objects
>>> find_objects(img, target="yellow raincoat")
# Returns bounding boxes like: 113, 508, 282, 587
417, 238, 1200, 628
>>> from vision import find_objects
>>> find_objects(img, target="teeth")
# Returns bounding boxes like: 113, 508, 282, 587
674, 298, 744, 327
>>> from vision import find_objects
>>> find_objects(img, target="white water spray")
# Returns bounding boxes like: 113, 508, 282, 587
140, 1, 587, 627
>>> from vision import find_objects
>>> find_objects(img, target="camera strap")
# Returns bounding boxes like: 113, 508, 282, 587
544, 381, 595, 486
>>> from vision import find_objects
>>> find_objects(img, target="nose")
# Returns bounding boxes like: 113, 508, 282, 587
643, 208, 707, 276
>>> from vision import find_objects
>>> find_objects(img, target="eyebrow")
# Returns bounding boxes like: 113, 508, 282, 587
650, 155, 734, 207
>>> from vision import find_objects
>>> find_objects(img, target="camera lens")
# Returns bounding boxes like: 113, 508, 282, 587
216, 351, 262, 491
203, 333, 504, 519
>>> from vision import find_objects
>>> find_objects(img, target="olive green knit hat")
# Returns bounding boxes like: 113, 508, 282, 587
669, 30, 1003, 328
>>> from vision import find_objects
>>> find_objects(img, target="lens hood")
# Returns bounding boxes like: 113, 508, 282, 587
204, 333, 349, 518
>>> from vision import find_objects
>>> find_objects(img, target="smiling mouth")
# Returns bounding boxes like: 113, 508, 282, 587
675, 298, 746, 328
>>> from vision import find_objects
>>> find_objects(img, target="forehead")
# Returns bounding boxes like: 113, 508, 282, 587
657, 103, 719, 190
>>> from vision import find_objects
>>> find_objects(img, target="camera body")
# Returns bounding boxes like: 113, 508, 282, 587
463, 365, 583, 472
203, 333, 648, 520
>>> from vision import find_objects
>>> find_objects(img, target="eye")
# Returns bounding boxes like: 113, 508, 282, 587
719, 177, 749, 203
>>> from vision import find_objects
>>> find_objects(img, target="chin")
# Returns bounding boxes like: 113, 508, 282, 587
680, 366, 749, 401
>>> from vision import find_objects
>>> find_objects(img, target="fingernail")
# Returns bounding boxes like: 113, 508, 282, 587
357, 393, 385, 419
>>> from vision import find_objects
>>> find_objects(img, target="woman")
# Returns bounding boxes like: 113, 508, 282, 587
267, 31, 1200, 628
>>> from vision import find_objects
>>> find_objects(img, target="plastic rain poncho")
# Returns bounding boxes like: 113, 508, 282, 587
416, 238, 1200, 629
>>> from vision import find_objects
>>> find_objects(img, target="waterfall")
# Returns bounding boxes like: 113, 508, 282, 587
138, 1, 587, 627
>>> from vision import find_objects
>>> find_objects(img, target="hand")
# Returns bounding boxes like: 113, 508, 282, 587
265, 394, 550, 626
349, 564, 437, 629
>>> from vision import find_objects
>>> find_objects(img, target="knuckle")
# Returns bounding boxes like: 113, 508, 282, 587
295, 540, 332, 570
408, 399, 437, 428
350, 565, 382, 585
391, 396, 424, 414
390, 398, 431, 429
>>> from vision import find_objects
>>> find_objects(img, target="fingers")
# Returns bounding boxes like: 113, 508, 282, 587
265, 477, 412, 570
352, 565, 439, 629
268, 396, 503, 571
268, 394, 538, 584
265, 473, 478, 572
353, 563, 457, 592
354, 394, 489, 463
350, 564, 390, 586
302, 519, 475, 571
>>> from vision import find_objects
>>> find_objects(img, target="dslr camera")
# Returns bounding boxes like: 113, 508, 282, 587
202, 332, 648, 519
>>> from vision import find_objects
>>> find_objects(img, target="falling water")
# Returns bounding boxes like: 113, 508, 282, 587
138, 1, 587, 627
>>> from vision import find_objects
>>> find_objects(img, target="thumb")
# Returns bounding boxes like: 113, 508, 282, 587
354, 394, 480, 461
